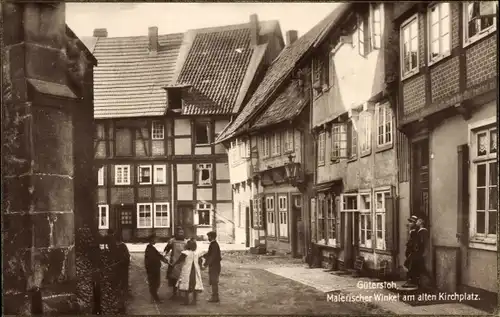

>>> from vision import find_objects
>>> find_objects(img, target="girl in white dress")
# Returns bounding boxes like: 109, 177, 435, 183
172, 239, 204, 305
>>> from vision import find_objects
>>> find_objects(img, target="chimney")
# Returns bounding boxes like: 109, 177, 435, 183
249, 14, 259, 46
93, 28, 108, 37
148, 26, 158, 53
286, 30, 298, 46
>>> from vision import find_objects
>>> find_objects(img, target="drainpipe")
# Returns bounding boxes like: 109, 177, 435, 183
171, 164, 175, 229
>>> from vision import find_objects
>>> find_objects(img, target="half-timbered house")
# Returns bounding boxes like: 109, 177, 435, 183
87, 15, 284, 242
393, 1, 497, 307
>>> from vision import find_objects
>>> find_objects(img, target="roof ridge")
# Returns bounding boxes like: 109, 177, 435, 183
186, 19, 279, 34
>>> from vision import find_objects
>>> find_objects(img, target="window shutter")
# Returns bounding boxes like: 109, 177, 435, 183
384, 190, 396, 252
335, 196, 342, 248
246, 141, 251, 158
457, 144, 469, 244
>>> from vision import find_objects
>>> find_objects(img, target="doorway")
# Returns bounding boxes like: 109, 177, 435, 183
291, 194, 304, 258
177, 203, 195, 239
343, 212, 359, 269
116, 205, 135, 242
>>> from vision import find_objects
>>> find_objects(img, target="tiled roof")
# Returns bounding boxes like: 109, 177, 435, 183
250, 80, 309, 130
173, 21, 278, 116
216, 4, 351, 142
90, 33, 183, 119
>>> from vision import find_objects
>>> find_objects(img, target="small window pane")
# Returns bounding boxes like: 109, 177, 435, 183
488, 211, 497, 235
476, 211, 485, 234
477, 133, 488, 156
477, 188, 486, 210
441, 33, 450, 54
477, 164, 487, 186
490, 130, 497, 153
489, 162, 497, 185
489, 187, 498, 211
410, 20, 418, 37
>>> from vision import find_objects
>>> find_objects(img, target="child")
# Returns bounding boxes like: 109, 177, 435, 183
173, 239, 204, 305
202, 231, 221, 303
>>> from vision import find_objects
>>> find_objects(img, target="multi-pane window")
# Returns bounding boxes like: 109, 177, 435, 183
317, 196, 326, 242
358, 12, 370, 56
331, 124, 348, 160
312, 51, 329, 95
195, 203, 211, 226
239, 140, 249, 159
284, 129, 294, 153
342, 194, 358, 211
376, 104, 393, 147
318, 132, 326, 165
266, 196, 276, 236
154, 165, 167, 184
115, 165, 130, 185
278, 195, 288, 238
464, 2, 497, 45
271, 133, 281, 156
261, 135, 270, 158
375, 191, 389, 250
197, 163, 213, 186
359, 193, 372, 248
98, 204, 109, 229
428, 3, 451, 62
400, 15, 419, 77
152, 121, 164, 140
371, 3, 382, 49
137, 203, 153, 228
195, 121, 210, 145
472, 125, 497, 238
359, 111, 372, 154
154, 203, 170, 228
253, 197, 263, 228
326, 196, 336, 245
98, 166, 104, 186
138, 165, 152, 185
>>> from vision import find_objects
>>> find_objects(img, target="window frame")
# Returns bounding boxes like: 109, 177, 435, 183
194, 121, 211, 146
262, 135, 270, 158
98, 204, 109, 229
331, 123, 349, 161
114, 164, 131, 185
357, 10, 371, 56
400, 14, 420, 79
137, 203, 153, 229
463, 1, 498, 47
271, 132, 281, 157
266, 195, 276, 237
325, 195, 336, 245
371, 3, 382, 49
348, 119, 358, 159
153, 165, 167, 185
153, 202, 170, 228
359, 110, 372, 156
340, 193, 359, 212
318, 131, 326, 166
152, 121, 165, 140
284, 129, 294, 153
317, 195, 326, 243
374, 190, 390, 250
138, 165, 152, 185
358, 192, 372, 248
375, 103, 393, 147
97, 166, 105, 186
427, 2, 452, 65
195, 203, 212, 226
278, 195, 289, 239
469, 118, 497, 249
197, 163, 213, 186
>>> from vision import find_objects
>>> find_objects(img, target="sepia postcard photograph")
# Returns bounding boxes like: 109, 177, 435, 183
1, 1, 498, 315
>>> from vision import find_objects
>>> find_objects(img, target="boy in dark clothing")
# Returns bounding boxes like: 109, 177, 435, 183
145, 234, 168, 303
202, 231, 221, 303
403, 216, 419, 288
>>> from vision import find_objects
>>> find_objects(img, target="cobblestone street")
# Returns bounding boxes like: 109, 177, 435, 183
125, 252, 393, 315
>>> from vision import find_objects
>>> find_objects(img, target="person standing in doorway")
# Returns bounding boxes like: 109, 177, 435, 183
415, 217, 431, 288
202, 231, 221, 303
164, 226, 187, 299
402, 215, 419, 288
145, 234, 168, 303
172, 239, 204, 305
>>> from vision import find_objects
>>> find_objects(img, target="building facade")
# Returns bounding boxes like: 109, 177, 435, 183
217, 5, 351, 256
393, 1, 497, 306
310, 2, 402, 276
88, 16, 284, 243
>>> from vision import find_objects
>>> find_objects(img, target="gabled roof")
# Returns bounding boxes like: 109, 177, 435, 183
86, 33, 184, 119
171, 21, 279, 116
216, 3, 352, 143
250, 80, 309, 130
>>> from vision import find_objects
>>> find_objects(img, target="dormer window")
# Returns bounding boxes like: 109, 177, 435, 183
312, 50, 330, 96
167, 88, 182, 110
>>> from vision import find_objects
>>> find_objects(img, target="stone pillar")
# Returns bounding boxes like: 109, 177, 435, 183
2, 2, 96, 314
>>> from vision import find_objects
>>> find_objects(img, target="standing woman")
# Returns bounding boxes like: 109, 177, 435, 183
172, 239, 204, 305
164, 226, 187, 299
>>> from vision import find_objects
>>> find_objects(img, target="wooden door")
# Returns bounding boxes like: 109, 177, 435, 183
344, 212, 354, 268
117, 205, 135, 242
178, 204, 194, 239
292, 194, 304, 258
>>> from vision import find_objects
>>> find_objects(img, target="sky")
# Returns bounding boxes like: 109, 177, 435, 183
66, 2, 340, 39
